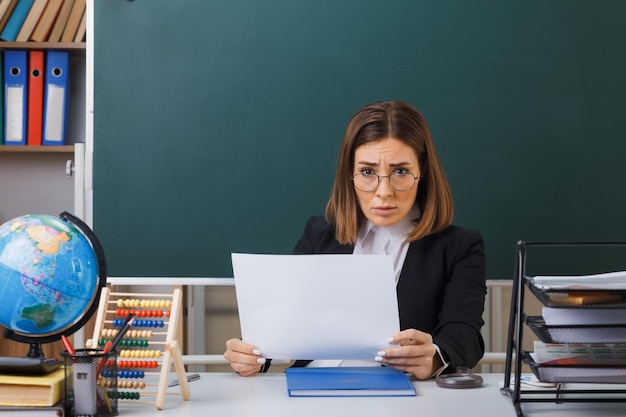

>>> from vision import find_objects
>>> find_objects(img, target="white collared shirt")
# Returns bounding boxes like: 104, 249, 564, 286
352, 205, 420, 283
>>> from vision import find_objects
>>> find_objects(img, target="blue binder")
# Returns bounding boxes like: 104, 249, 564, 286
285, 367, 416, 397
3, 50, 28, 146
42, 51, 70, 146
0, 0, 35, 42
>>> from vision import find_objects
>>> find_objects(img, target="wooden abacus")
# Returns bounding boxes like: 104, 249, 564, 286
86, 286, 190, 410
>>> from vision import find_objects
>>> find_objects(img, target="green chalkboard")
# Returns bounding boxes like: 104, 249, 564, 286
94, 0, 626, 279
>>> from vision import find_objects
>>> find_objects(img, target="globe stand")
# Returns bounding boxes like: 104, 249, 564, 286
0, 328, 65, 374
3, 330, 46, 358
26, 341, 44, 359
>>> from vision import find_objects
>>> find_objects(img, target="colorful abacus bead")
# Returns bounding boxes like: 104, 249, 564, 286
117, 381, 147, 389
115, 391, 141, 400
120, 339, 148, 347
119, 349, 162, 359
118, 370, 145, 379
132, 319, 165, 327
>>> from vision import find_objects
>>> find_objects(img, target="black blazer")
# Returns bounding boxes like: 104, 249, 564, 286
292, 216, 487, 372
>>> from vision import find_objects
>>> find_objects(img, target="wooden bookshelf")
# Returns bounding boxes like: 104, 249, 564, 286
0, 0, 88, 363
0, 41, 85, 55
0, 145, 75, 153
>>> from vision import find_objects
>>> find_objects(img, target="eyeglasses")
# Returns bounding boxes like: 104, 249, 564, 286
352, 171, 418, 192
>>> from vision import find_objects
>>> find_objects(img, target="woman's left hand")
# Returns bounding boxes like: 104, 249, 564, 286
375, 328, 444, 380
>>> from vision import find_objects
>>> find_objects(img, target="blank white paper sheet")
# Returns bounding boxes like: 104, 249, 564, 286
231, 253, 399, 360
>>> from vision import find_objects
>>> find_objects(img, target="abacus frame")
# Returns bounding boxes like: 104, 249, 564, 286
87, 286, 190, 410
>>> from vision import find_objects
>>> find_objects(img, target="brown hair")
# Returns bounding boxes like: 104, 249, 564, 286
325, 100, 453, 244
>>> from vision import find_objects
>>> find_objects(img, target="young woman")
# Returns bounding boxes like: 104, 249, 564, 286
224, 100, 486, 379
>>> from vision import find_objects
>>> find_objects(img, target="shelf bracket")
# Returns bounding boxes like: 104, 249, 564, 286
66, 159, 74, 177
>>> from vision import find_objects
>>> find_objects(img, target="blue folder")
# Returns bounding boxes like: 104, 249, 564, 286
3, 50, 28, 146
0, 0, 35, 42
285, 366, 416, 397
42, 50, 70, 146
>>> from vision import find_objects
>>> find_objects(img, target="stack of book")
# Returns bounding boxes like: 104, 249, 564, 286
1, 48, 70, 145
0, 366, 66, 416
0, 0, 86, 43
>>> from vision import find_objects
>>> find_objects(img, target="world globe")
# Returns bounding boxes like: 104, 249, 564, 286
0, 212, 106, 358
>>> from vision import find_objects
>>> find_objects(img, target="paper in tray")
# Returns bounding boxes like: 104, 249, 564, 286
524, 352, 626, 384
527, 283, 626, 309
525, 316, 626, 344
528, 271, 626, 291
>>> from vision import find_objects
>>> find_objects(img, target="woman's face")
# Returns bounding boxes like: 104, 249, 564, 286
352, 138, 420, 227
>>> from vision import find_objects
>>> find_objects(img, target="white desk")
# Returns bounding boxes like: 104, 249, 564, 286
116, 373, 626, 417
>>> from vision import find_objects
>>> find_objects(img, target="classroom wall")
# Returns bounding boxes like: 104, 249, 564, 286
93, 0, 626, 280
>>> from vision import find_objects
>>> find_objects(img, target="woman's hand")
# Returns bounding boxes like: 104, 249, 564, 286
375, 329, 444, 380
224, 338, 267, 376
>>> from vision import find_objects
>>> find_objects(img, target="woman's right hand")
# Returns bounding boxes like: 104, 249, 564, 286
224, 338, 266, 376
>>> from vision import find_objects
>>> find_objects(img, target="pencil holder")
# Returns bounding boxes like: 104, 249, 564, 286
62, 349, 118, 417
